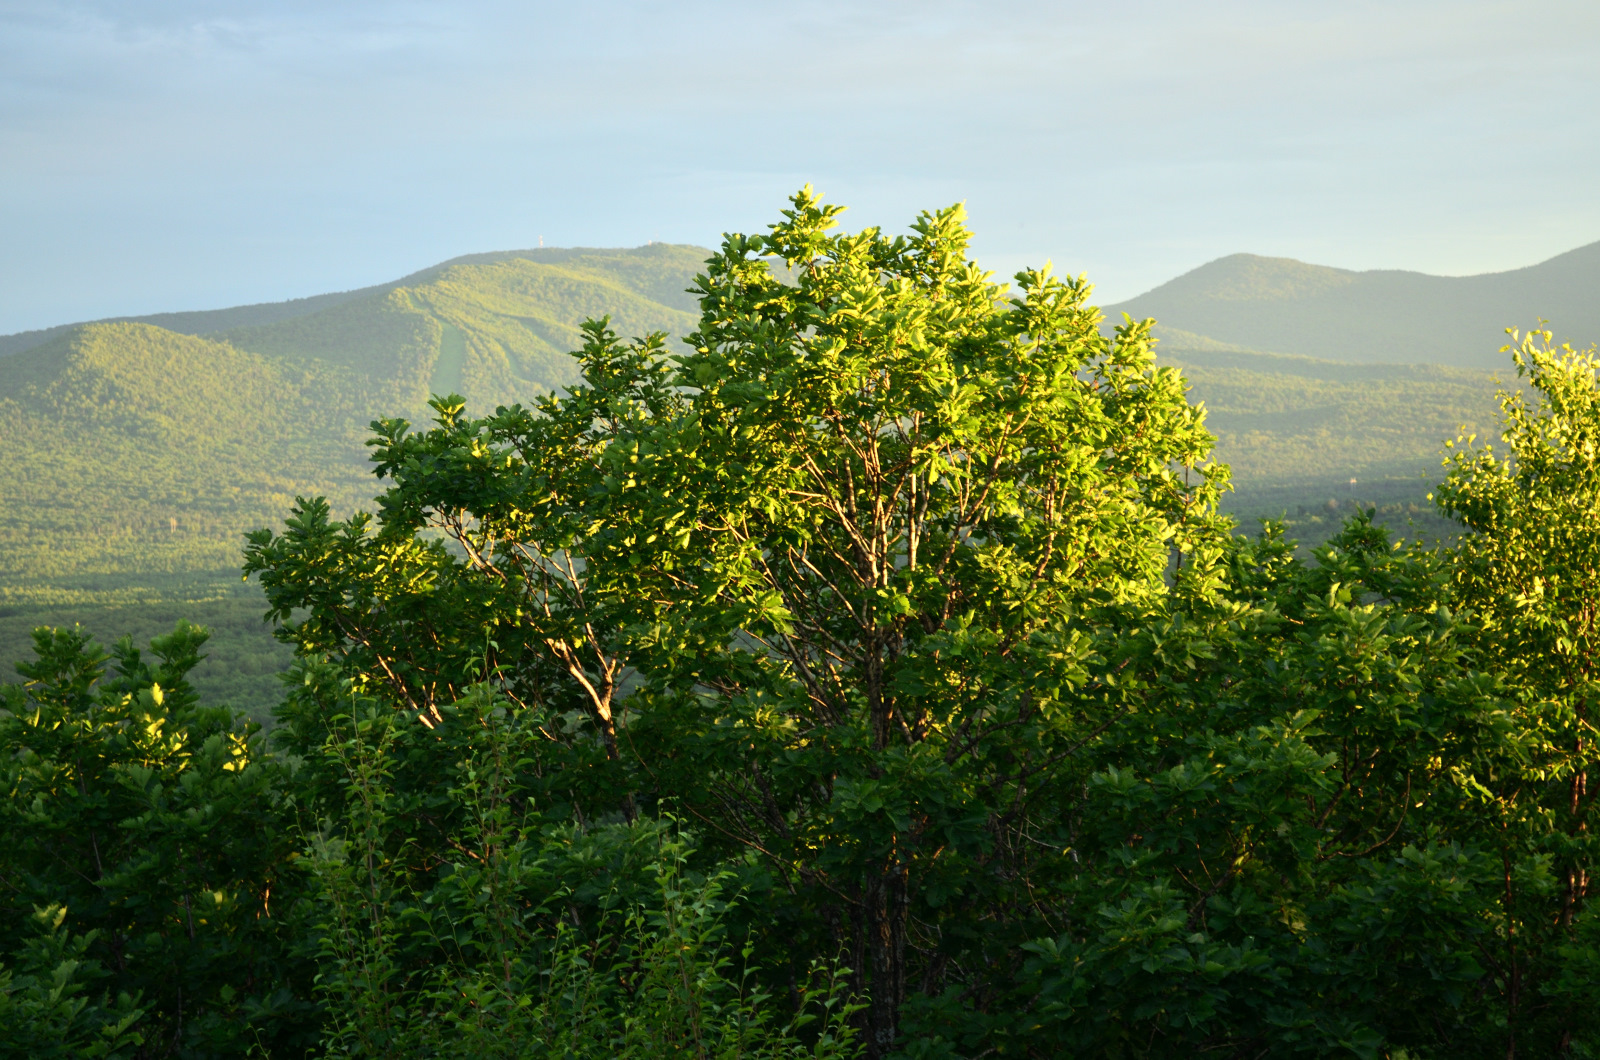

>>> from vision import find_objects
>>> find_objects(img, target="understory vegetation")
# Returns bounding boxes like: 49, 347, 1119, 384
3, 191, 1597, 1058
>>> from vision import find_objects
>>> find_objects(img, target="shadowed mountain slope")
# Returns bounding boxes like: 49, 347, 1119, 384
1106, 240, 1600, 368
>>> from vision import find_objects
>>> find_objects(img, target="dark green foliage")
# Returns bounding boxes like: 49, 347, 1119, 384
275, 676, 861, 1058
0, 623, 315, 1058
0, 907, 144, 1059
965, 519, 1516, 1054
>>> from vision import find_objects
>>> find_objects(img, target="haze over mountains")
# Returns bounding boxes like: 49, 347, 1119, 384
1104, 238, 1600, 368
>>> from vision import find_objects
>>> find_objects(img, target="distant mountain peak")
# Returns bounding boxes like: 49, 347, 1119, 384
1106, 238, 1600, 368
0, 243, 713, 360
1148, 254, 1359, 304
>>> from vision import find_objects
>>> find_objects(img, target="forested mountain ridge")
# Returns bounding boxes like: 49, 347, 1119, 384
213, 254, 701, 411
0, 246, 709, 713
1170, 346, 1499, 486
0, 246, 708, 603
1108, 238, 1600, 367
0, 322, 376, 600
0, 242, 708, 358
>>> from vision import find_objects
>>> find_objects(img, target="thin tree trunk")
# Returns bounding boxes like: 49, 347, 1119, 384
863, 866, 909, 1058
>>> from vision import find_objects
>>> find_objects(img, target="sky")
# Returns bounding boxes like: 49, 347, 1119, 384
2, 0, 1598, 334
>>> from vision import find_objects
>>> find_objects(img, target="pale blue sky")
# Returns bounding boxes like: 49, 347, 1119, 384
2, 0, 1597, 333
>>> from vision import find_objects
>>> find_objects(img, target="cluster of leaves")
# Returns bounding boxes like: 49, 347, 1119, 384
284, 675, 861, 1059
0, 906, 144, 1059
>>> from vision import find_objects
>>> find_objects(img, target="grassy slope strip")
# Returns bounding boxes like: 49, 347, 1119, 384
0, 246, 706, 715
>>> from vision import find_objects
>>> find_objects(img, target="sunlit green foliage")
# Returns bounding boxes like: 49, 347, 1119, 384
1430, 327, 1600, 1050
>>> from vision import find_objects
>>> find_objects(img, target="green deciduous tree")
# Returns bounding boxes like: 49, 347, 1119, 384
991, 517, 1522, 1056
246, 187, 1232, 1054
1433, 327, 1600, 1051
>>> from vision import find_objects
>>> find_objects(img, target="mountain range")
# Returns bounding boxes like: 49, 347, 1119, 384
4, 235, 1593, 714
1104, 239, 1600, 368
0, 242, 705, 605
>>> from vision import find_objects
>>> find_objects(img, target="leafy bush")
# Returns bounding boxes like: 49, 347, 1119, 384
290, 685, 861, 1059
0, 622, 315, 1058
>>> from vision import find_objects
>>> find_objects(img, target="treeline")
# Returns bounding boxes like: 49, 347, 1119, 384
0, 591, 293, 721
2, 191, 1598, 1058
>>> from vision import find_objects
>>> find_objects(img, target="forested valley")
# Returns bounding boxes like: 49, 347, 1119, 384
3, 190, 1599, 1058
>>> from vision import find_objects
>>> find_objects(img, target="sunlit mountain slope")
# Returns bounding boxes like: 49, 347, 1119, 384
0, 245, 709, 714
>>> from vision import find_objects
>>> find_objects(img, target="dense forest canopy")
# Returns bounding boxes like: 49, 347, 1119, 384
2, 190, 1598, 1058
